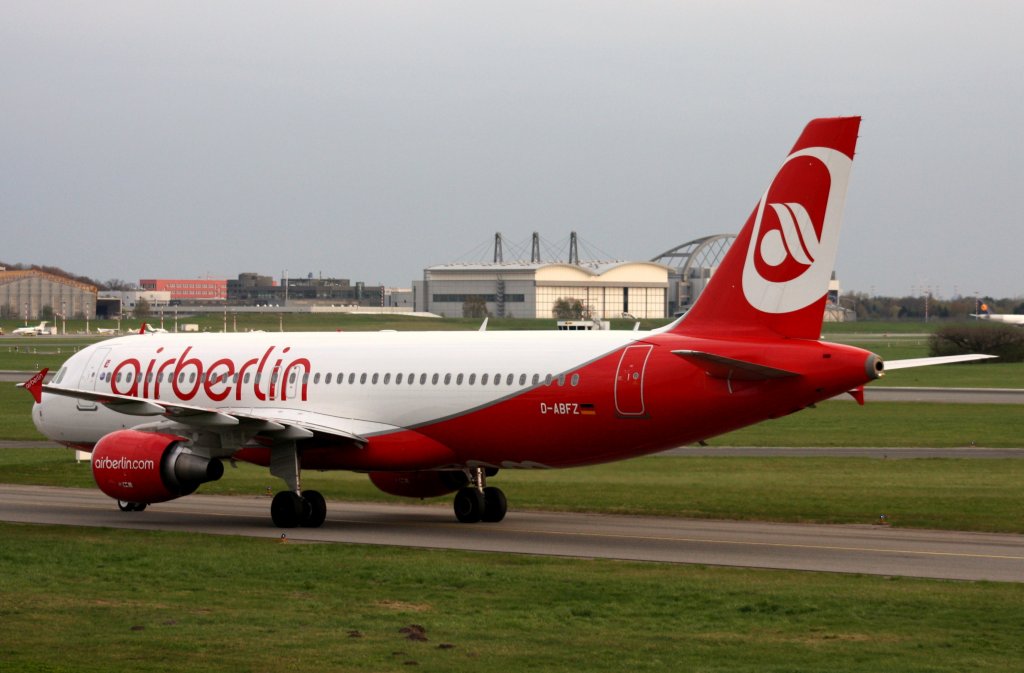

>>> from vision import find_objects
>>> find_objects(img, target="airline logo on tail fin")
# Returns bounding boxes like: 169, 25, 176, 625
675, 117, 860, 340
742, 146, 853, 314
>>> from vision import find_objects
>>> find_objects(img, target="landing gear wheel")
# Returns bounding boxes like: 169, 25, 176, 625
453, 487, 485, 523
481, 487, 507, 522
271, 491, 303, 528
117, 500, 146, 512
301, 490, 327, 528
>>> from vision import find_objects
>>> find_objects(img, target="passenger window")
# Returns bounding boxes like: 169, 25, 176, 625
360, 373, 367, 384
432, 373, 439, 385
289, 373, 296, 384
190, 373, 197, 383
244, 373, 251, 384
469, 374, 476, 385
314, 373, 321, 384
116, 372, 123, 383
571, 373, 580, 386
456, 373, 464, 385
337, 373, 343, 384
444, 373, 452, 385
519, 373, 526, 385
396, 373, 403, 384
481, 374, 489, 385
325, 373, 332, 384
409, 373, 415, 385
349, 373, 356, 384
506, 373, 514, 386
557, 374, 566, 386
372, 373, 379, 384
232, 373, 239, 383
384, 373, 391, 384
532, 374, 540, 385
421, 373, 428, 385
544, 374, 553, 386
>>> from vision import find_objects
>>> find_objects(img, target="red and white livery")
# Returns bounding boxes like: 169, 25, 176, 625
22, 117, 991, 527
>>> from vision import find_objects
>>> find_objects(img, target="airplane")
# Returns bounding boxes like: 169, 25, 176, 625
19, 117, 993, 528
12, 321, 54, 336
972, 304, 1024, 326
95, 327, 120, 336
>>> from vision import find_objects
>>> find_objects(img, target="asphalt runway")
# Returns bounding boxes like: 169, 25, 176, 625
2, 484, 1021, 583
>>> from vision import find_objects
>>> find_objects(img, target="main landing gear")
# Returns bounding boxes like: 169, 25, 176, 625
270, 490, 327, 528
453, 467, 507, 523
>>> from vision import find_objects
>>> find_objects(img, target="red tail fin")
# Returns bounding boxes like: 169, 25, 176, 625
675, 117, 861, 340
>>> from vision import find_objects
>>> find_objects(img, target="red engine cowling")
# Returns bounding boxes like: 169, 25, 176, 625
368, 470, 468, 499
91, 429, 224, 504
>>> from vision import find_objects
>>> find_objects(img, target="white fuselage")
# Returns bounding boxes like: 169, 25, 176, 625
35, 330, 644, 448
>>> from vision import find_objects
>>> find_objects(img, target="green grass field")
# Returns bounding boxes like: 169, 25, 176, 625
1, 523, 1021, 673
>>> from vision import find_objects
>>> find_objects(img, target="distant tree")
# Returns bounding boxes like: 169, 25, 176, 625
552, 297, 585, 320
104, 278, 138, 291
930, 324, 1024, 363
40, 305, 54, 321
462, 295, 490, 319
134, 297, 151, 319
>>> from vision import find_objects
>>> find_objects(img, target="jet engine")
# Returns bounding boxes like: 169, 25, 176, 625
368, 470, 469, 499
91, 429, 224, 505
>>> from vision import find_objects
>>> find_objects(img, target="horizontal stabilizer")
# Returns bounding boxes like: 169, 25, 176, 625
884, 354, 996, 371
673, 350, 800, 381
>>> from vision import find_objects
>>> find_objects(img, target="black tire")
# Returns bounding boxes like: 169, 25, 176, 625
301, 490, 327, 528
117, 500, 146, 512
453, 487, 485, 523
271, 491, 303, 528
481, 487, 507, 523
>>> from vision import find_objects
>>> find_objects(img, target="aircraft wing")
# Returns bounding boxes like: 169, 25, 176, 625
36, 383, 371, 446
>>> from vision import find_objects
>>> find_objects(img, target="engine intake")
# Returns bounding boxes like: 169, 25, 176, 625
92, 429, 223, 504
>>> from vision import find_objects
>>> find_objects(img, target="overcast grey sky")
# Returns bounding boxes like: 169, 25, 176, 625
2, 1, 1022, 298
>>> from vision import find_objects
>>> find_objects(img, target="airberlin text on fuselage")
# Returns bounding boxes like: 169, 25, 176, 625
108, 345, 311, 403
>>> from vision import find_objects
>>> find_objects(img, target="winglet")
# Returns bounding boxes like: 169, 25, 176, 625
139, 323, 148, 334
19, 368, 49, 404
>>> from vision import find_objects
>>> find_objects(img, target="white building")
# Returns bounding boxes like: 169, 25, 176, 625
413, 261, 669, 320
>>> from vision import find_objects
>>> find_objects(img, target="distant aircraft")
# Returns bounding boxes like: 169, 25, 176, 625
20, 117, 992, 528
95, 328, 120, 336
11, 321, 54, 336
136, 323, 169, 334
972, 304, 1024, 326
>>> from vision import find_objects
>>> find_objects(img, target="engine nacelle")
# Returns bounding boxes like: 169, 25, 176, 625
368, 470, 469, 499
92, 429, 224, 504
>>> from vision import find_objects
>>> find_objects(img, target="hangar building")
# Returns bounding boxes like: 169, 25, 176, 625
0, 268, 97, 320
413, 260, 669, 320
